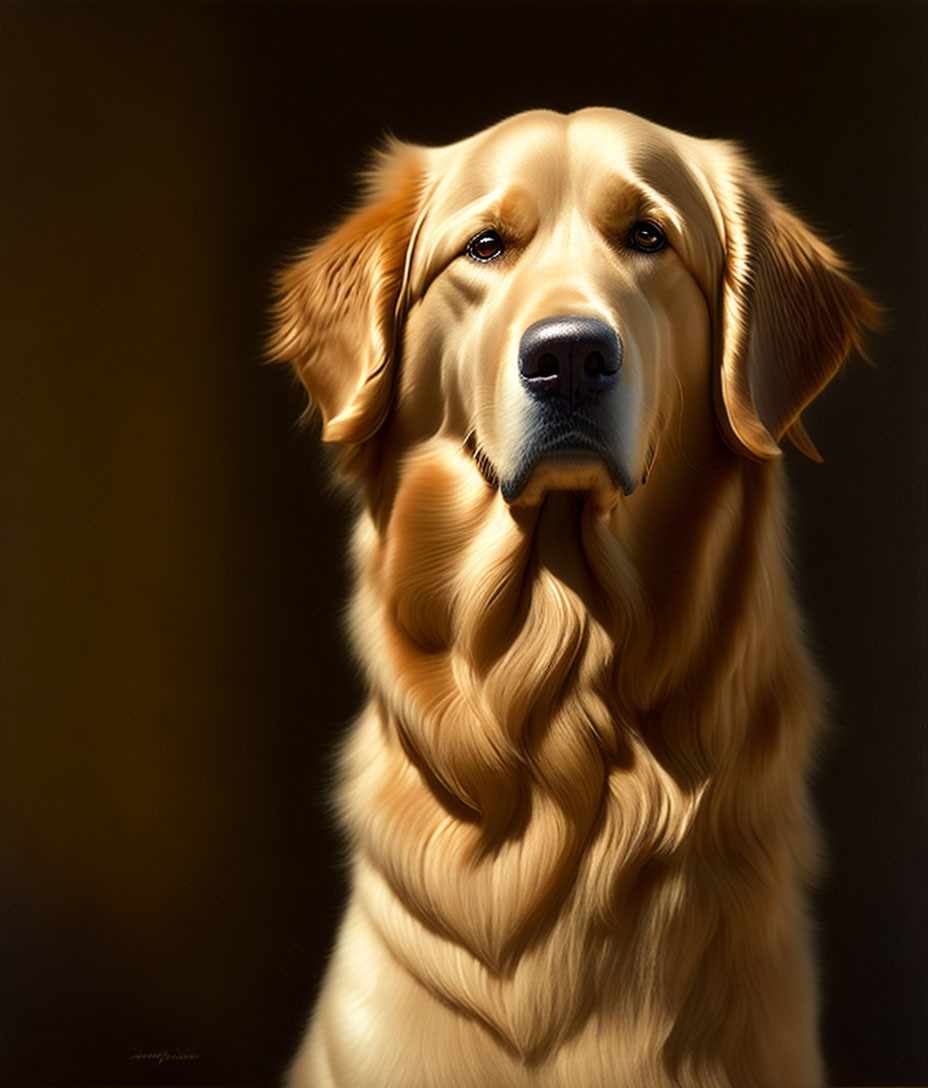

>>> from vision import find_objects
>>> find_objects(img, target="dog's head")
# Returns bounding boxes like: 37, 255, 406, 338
271, 109, 876, 511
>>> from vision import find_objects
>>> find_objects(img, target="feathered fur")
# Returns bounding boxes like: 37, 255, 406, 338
271, 109, 877, 1088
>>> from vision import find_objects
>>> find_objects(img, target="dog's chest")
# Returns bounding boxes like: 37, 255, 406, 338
344, 707, 699, 1059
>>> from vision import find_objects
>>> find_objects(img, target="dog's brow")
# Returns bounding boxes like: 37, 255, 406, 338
441, 184, 539, 238
591, 175, 648, 228
592, 174, 682, 236
409, 184, 540, 293
495, 186, 537, 238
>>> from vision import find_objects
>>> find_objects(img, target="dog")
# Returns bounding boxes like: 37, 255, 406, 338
270, 108, 875, 1087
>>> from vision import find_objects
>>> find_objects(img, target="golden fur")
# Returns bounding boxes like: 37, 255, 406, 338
271, 108, 876, 1087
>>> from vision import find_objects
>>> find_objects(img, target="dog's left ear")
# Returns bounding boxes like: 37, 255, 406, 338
269, 142, 426, 447
711, 153, 879, 460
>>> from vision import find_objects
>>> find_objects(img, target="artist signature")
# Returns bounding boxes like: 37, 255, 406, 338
129, 1046, 200, 1065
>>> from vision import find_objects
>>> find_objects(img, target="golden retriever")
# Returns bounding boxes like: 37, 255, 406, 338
271, 108, 875, 1088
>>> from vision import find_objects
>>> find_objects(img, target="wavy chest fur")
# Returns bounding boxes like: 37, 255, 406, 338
335, 438, 820, 1067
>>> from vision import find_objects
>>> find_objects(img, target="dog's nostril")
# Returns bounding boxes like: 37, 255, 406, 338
585, 350, 605, 375
537, 352, 559, 378
584, 349, 620, 377
522, 351, 560, 379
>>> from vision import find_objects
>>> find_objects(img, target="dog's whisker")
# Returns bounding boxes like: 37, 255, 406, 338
464, 430, 501, 490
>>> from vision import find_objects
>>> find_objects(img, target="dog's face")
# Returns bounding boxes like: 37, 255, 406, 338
396, 109, 719, 507
272, 108, 874, 517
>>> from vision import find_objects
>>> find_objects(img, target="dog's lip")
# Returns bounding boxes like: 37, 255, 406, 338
464, 431, 635, 508
500, 428, 636, 504
501, 452, 626, 509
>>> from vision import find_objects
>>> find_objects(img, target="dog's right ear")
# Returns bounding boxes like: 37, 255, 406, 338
269, 143, 426, 447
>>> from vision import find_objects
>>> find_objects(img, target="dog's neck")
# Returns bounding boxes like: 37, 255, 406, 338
348, 433, 816, 811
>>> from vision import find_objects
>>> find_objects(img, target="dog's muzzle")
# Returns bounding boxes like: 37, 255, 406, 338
500, 316, 638, 503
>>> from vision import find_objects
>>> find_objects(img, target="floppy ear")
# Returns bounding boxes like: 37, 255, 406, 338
712, 156, 878, 460
269, 143, 426, 447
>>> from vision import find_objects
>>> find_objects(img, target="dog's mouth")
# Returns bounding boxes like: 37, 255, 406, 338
500, 426, 635, 505
464, 430, 634, 511
506, 453, 624, 510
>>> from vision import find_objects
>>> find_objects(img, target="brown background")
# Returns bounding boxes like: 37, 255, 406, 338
1, 2, 926, 1085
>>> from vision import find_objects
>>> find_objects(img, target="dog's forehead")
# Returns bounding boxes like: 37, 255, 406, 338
411, 108, 726, 298
424, 108, 705, 210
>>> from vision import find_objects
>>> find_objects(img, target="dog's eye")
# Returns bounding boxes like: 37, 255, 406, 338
466, 229, 505, 262
629, 221, 667, 254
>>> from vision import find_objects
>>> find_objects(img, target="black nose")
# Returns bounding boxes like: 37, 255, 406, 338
518, 316, 622, 408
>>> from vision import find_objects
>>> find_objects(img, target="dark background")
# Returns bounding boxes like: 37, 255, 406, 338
1, 2, 925, 1085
